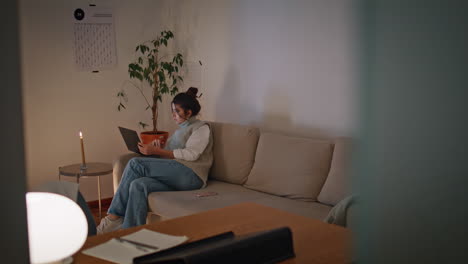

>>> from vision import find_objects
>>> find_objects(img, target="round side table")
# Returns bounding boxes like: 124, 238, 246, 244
58, 162, 113, 219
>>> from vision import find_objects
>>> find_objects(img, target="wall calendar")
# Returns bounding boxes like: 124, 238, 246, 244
72, 6, 117, 71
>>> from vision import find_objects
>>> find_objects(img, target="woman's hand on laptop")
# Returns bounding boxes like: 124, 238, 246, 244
138, 139, 174, 159
137, 142, 159, 155
152, 139, 164, 148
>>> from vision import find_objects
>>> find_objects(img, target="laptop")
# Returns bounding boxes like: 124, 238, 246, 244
118, 127, 142, 154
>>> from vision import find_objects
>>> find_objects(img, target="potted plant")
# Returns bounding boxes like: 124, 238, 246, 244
117, 30, 184, 145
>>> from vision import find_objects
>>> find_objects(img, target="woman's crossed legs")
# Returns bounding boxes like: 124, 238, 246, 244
98, 157, 202, 232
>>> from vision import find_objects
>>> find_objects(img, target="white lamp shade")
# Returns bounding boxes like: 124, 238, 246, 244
26, 192, 88, 264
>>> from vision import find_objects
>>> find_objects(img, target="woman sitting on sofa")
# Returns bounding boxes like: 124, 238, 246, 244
97, 87, 213, 234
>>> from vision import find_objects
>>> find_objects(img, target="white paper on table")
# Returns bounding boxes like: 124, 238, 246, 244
82, 229, 188, 264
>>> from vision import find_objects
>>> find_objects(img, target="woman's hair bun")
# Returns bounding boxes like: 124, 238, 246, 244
186, 87, 198, 98
172, 87, 202, 116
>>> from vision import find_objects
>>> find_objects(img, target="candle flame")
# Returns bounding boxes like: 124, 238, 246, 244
79, 131, 83, 138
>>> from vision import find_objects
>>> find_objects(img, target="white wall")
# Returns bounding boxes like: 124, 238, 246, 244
161, 0, 358, 137
20, 0, 358, 200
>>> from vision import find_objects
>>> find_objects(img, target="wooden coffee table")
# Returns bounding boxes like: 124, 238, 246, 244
74, 202, 351, 263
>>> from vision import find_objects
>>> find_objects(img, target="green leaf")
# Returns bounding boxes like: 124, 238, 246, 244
150, 58, 158, 71
139, 122, 149, 130
134, 64, 143, 72
177, 76, 183, 81
160, 83, 169, 94
118, 103, 126, 111
138, 57, 143, 64
157, 71, 165, 82
180, 60, 183, 67
140, 45, 149, 54
171, 86, 179, 95
134, 72, 143, 81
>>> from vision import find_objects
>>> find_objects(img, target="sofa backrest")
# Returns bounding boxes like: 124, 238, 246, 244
208, 122, 260, 185
208, 121, 352, 206
317, 137, 353, 206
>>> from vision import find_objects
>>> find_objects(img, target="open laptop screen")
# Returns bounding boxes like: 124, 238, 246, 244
118, 127, 141, 154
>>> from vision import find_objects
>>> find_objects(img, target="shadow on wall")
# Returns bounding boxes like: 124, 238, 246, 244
214, 65, 243, 123
258, 86, 293, 133
256, 87, 329, 139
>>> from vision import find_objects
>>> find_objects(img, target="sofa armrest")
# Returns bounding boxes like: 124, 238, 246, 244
345, 201, 356, 229
324, 195, 357, 228
112, 152, 141, 193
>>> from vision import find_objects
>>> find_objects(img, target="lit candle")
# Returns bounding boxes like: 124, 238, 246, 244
79, 131, 86, 167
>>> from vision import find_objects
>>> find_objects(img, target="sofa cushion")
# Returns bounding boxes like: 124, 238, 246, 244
243, 133, 333, 201
148, 180, 331, 220
317, 138, 352, 206
208, 122, 260, 184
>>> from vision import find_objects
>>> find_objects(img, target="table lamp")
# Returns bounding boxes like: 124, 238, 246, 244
26, 192, 88, 264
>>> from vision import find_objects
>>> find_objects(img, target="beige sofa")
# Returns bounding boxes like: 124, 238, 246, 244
113, 122, 352, 224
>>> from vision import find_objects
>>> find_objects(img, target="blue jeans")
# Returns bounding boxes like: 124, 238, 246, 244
108, 157, 203, 228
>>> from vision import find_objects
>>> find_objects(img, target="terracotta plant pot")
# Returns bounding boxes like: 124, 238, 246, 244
140, 131, 169, 146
